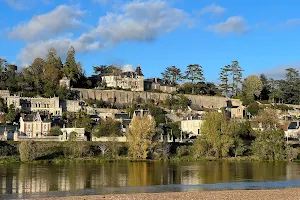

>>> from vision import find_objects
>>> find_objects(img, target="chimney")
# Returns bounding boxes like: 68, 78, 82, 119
155, 77, 158, 83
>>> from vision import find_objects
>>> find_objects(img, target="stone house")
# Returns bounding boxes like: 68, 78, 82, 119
6, 95, 62, 116
102, 65, 144, 91
225, 100, 244, 119
144, 78, 177, 93
19, 112, 51, 137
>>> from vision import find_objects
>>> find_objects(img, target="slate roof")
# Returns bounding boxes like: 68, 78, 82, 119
115, 113, 130, 120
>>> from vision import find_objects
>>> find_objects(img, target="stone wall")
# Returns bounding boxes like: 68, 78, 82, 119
73, 88, 242, 109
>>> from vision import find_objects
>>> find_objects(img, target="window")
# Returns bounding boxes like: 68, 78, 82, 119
28, 124, 31, 131
44, 124, 47, 131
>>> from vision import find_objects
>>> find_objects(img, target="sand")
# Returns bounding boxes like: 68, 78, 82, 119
33, 188, 300, 200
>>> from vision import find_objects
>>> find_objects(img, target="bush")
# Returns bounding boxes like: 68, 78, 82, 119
49, 126, 63, 136
19, 141, 38, 162
63, 141, 90, 158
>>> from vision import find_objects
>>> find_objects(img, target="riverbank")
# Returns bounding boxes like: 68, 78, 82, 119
32, 188, 300, 200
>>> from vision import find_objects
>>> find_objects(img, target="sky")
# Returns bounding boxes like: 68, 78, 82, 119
0, 0, 300, 82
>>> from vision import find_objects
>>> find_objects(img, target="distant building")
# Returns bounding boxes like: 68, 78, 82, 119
285, 121, 300, 139
19, 112, 51, 137
102, 65, 144, 91
144, 77, 177, 93
181, 114, 203, 136
5, 95, 62, 116
113, 112, 131, 133
225, 100, 244, 119
59, 77, 71, 89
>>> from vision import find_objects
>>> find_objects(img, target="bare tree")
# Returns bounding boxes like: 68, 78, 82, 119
98, 143, 109, 156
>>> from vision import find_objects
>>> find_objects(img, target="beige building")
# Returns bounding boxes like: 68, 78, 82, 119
6, 95, 62, 116
19, 112, 51, 137
181, 115, 204, 136
102, 65, 144, 91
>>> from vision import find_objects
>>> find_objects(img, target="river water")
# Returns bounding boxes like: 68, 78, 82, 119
1, 161, 300, 199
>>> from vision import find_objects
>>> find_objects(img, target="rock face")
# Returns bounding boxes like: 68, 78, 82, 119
73, 88, 242, 109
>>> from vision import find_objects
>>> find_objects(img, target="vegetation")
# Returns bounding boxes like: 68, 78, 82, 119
49, 126, 63, 136
19, 141, 38, 162
92, 118, 122, 137
127, 114, 156, 159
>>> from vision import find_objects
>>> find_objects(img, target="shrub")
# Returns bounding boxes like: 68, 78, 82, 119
49, 126, 63, 136
63, 141, 90, 158
19, 141, 38, 162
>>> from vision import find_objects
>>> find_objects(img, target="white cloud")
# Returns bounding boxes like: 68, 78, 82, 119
258, 63, 300, 80
2, 0, 53, 10
278, 19, 300, 29
208, 16, 249, 35
15, 0, 191, 65
198, 4, 226, 16
9, 5, 84, 41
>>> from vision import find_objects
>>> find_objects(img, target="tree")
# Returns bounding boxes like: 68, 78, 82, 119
23, 58, 45, 94
92, 118, 122, 137
0, 98, 7, 112
184, 64, 204, 94
161, 66, 182, 85
283, 68, 300, 104
127, 115, 156, 159
49, 126, 63, 136
255, 108, 280, 131
230, 61, 243, 96
19, 141, 38, 162
242, 75, 263, 104
5, 104, 16, 123
247, 102, 260, 116
193, 112, 234, 158
219, 65, 231, 97
64, 46, 80, 84
259, 74, 271, 101
252, 130, 286, 160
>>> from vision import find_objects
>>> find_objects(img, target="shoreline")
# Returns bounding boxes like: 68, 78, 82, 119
32, 188, 300, 200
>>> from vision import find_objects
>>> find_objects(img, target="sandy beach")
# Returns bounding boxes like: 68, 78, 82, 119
33, 188, 300, 200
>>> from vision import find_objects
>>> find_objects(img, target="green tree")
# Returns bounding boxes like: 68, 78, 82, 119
92, 118, 122, 137
242, 75, 263, 104
230, 61, 243, 96
19, 141, 38, 162
64, 46, 81, 84
5, 104, 16, 123
247, 102, 260, 116
49, 126, 63, 136
193, 112, 234, 158
219, 65, 231, 97
252, 130, 286, 160
161, 66, 182, 85
184, 64, 204, 94
283, 68, 300, 104
259, 74, 271, 101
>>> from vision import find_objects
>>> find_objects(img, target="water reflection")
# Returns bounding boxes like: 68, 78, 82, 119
0, 161, 300, 196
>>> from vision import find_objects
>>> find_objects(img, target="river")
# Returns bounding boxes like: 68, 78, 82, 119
1, 161, 300, 199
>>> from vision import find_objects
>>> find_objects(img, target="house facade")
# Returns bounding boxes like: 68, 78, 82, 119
6, 95, 62, 116
19, 112, 51, 137
181, 115, 204, 136
285, 121, 300, 139
102, 65, 144, 91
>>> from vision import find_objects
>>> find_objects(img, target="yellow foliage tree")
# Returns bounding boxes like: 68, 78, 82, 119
127, 115, 156, 159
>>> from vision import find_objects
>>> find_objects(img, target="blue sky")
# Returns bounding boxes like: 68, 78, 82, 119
0, 0, 300, 82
